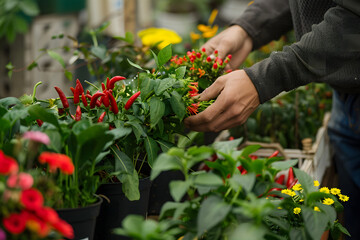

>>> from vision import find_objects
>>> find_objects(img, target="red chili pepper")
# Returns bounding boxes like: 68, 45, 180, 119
124, 91, 141, 110
54, 87, 69, 109
268, 150, 280, 158
101, 90, 110, 107
107, 76, 126, 89
58, 108, 65, 115
107, 91, 118, 114
96, 100, 101, 107
97, 112, 106, 122
70, 87, 75, 94
101, 82, 106, 91
275, 174, 285, 185
72, 86, 80, 104
36, 119, 43, 126
81, 93, 88, 107
86, 94, 92, 101
106, 77, 110, 89
75, 105, 82, 121
286, 167, 295, 189
90, 92, 105, 109
76, 79, 84, 94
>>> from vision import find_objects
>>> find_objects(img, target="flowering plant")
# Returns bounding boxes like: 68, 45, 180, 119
168, 48, 232, 90
115, 138, 350, 240
45, 44, 215, 201
0, 142, 74, 239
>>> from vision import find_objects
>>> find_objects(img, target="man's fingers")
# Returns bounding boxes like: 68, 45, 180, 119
197, 76, 226, 101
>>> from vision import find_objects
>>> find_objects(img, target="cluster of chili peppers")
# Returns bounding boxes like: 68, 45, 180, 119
52, 76, 142, 124
169, 48, 232, 84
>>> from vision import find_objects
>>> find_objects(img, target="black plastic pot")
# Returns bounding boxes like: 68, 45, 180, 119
94, 177, 152, 240
147, 170, 184, 216
56, 197, 102, 240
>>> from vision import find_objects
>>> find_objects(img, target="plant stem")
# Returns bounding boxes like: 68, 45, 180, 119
85, 80, 100, 91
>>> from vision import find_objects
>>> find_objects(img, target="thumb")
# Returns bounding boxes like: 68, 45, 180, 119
198, 76, 226, 101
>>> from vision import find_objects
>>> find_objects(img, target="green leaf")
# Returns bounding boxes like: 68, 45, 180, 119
139, 73, 154, 99
19, 0, 40, 16
119, 169, 140, 201
150, 153, 183, 180
13, 16, 28, 33
156, 140, 174, 153
289, 228, 308, 240
175, 66, 186, 79
169, 180, 190, 202
241, 144, 261, 157
170, 91, 185, 121
229, 223, 267, 240
302, 207, 328, 240
128, 121, 146, 142
110, 146, 135, 175
150, 50, 159, 68
160, 201, 190, 220
212, 138, 243, 154
27, 61, 38, 71
228, 173, 256, 193
158, 44, 172, 67
316, 203, 336, 227
27, 104, 60, 128
108, 127, 132, 140
47, 50, 65, 68
177, 131, 199, 148
150, 97, 165, 128
91, 45, 107, 60
64, 70, 73, 81
144, 136, 159, 167
293, 168, 317, 193
114, 31, 134, 44
127, 58, 144, 70
154, 78, 176, 96
197, 196, 231, 235
194, 172, 223, 186
271, 159, 298, 171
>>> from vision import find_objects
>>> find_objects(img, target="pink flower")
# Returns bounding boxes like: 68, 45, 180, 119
23, 131, 50, 145
7, 173, 34, 190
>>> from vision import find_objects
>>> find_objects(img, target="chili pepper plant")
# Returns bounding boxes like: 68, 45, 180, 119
115, 138, 350, 240
0, 92, 115, 209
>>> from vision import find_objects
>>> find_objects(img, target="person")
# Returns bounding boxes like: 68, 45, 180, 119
184, 0, 360, 238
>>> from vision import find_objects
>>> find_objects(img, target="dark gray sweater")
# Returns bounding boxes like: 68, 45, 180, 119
232, 0, 360, 103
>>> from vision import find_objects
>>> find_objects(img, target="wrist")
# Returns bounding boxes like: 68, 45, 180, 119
231, 25, 253, 50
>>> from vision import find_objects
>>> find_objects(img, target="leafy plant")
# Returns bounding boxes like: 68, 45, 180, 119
0, 0, 39, 43
116, 138, 349, 240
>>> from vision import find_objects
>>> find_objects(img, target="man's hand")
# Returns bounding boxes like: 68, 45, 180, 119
184, 70, 260, 132
202, 25, 253, 70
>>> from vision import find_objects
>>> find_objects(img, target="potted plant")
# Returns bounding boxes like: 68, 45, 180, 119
115, 138, 350, 240
0, 89, 116, 239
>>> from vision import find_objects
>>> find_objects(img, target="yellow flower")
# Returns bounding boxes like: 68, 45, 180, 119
190, 32, 201, 42
281, 189, 296, 197
299, 199, 304, 202
338, 194, 349, 202
293, 207, 301, 214
197, 24, 218, 39
138, 28, 182, 49
314, 180, 320, 187
330, 188, 341, 195
208, 9, 218, 25
314, 206, 320, 212
322, 198, 335, 205
319, 187, 330, 194
292, 184, 302, 191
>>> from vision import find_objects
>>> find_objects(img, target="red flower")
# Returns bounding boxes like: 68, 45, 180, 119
201, 47, 206, 52
212, 63, 218, 69
206, 56, 212, 62
38, 152, 74, 175
0, 150, 18, 175
20, 188, 44, 210
187, 103, 199, 115
23, 211, 51, 237
53, 220, 74, 239
188, 85, 199, 97
35, 207, 60, 225
3, 213, 27, 234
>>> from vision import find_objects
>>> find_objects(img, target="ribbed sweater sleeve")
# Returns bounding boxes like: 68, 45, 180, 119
231, 0, 293, 50
245, 5, 360, 103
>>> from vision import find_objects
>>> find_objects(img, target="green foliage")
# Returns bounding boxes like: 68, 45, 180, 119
0, 0, 39, 43
118, 138, 349, 240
